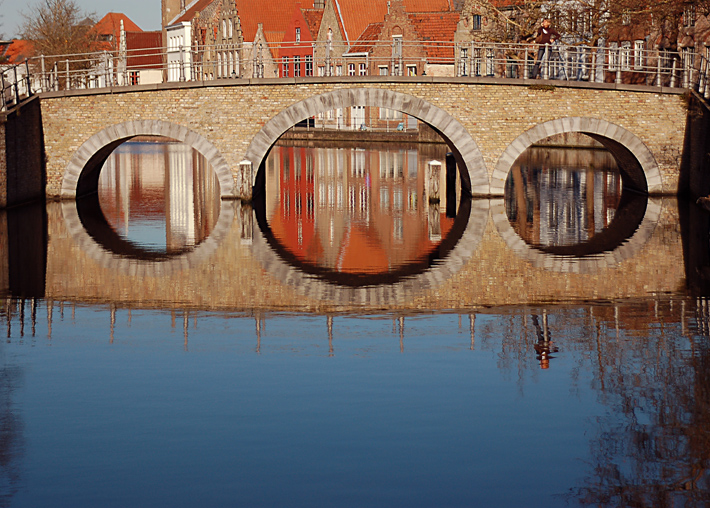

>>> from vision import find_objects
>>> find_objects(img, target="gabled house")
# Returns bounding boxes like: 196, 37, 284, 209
279, 4, 317, 77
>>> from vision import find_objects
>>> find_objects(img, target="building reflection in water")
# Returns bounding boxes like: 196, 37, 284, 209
505, 146, 622, 248
97, 138, 221, 254
264, 141, 457, 276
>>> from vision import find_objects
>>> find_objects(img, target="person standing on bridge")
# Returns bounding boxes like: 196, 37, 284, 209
530, 18, 560, 79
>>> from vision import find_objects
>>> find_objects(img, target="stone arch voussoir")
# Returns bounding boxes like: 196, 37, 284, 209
490, 117, 662, 196
244, 87, 490, 195
62, 120, 235, 199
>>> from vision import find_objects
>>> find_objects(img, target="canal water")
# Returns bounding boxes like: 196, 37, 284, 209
0, 135, 709, 507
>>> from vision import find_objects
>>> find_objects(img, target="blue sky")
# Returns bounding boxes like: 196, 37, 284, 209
3, 0, 161, 39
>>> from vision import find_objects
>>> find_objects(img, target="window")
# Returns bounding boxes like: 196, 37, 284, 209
472, 14, 482, 31
294, 56, 301, 77
130, 71, 139, 85
318, 65, 325, 76
282, 56, 289, 77
305, 56, 313, 76
379, 66, 389, 76
620, 41, 631, 71
223, 20, 227, 36
229, 19, 233, 38
621, 12, 631, 26
633, 40, 644, 70
359, 63, 367, 76
460, 47, 468, 76
608, 42, 618, 71
348, 63, 355, 76
407, 65, 416, 76
684, 5, 696, 27
296, 27, 301, 43
336, 65, 343, 76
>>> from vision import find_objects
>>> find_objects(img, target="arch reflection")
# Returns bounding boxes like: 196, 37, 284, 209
496, 144, 659, 273
65, 138, 233, 273
252, 140, 487, 302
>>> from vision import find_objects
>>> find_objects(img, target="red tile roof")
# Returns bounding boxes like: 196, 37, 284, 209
334, 0, 452, 43
408, 11, 459, 61
171, 0, 215, 25
126, 31, 163, 69
1, 40, 35, 64
302, 9, 325, 39
348, 22, 383, 53
235, 0, 315, 42
94, 12, 142, 38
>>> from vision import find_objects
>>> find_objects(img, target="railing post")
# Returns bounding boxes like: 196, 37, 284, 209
179, 45, 186, 82
542, 43, 550, 80
705, 64, 710, 99
523, 43, 530, 79
1, 72, 7, 110
65, 59, 70, 90
615, 48, 622, 84
13, 65, 20, 105
25, 59, 32, 96
40, 54, 46, 92
656, 50, 662, 87
670, 57, 677, 87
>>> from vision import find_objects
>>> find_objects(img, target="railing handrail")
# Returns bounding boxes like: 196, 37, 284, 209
2, 39, 706, 111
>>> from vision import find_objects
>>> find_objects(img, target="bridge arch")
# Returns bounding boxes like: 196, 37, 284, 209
61, 120, 235, 199
490, 117, 663, 195
244, 87, 489, 195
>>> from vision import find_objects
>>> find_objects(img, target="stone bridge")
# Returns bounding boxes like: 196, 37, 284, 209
36, 76, 688, 200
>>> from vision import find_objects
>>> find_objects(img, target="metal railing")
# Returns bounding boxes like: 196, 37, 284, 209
1, 39, 707, 111
1, 60, 34, 111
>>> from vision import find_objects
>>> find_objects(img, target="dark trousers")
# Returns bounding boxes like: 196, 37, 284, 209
531, 46, 547, 78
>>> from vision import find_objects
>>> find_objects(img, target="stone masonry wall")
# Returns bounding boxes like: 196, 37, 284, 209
1, 96, 45, 208
38, 79, 688, 199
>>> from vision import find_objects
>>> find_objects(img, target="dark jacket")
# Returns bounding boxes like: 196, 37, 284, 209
535, 26, 560, 44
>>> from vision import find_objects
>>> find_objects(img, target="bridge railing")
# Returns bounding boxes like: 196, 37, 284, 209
2, 40, 707, 111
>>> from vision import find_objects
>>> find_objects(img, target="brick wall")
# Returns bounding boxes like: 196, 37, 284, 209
38, 78, 688, 199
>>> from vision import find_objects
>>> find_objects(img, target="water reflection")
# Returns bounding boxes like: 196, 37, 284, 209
506, 147, 623, 250
259, 141, 468, 286
96, 139, 221, 256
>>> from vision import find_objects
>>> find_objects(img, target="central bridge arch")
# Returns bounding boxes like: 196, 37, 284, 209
244, 87, 490, 195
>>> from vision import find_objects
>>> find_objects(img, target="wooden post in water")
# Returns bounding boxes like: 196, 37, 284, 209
426, 160, 441, 203
238, 160, 253, 201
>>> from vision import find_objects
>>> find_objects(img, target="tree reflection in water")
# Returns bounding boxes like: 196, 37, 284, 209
483, 301, 710, 506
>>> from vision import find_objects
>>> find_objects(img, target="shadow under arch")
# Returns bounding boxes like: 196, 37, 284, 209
60, 190, 236, 276
490, 117, 663, 196
248, 197, 491, 306
244, 87, 490, 197
61, 120, 235, 199
490, 195, 662, 273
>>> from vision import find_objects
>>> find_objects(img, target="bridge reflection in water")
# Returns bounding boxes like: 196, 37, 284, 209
3, 138, 710, 508
0, 137, 695, 311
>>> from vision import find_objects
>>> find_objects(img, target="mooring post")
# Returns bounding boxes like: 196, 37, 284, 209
238, 160, 253, 201
426, 160, 441, 203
